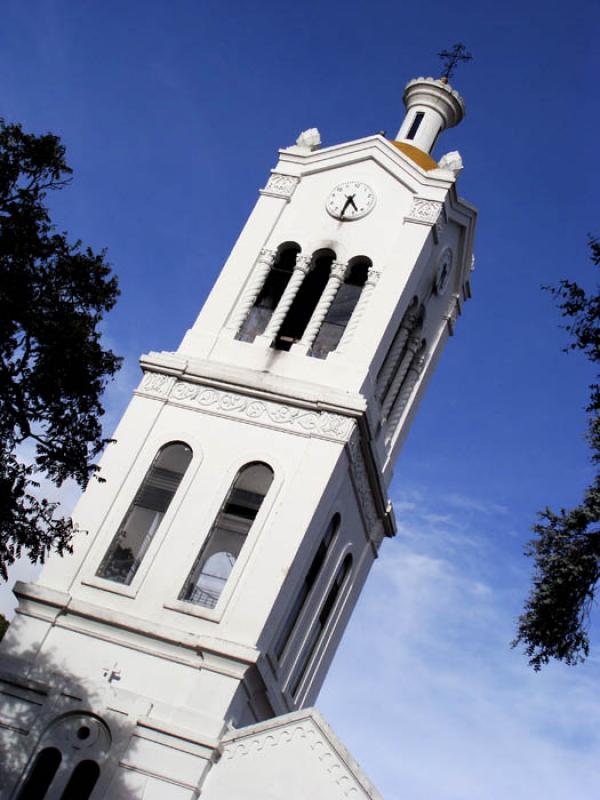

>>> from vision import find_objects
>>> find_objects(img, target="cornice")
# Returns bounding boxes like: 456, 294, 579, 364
275, 134, 456, 193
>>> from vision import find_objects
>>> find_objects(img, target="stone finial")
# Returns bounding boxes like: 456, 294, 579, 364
438, 150, 464, 173
296, 128, 321, 151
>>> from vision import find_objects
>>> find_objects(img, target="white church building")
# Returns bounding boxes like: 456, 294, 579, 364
0, 73, 476, 799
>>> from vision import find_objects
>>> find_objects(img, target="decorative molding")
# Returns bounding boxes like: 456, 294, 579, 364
228, 248, 277, 333
347, 432, 385, 546
137, 372, 354, 443
405, 197, 443, 227
222, 720, 366, 798
336, 268, 380, 353
139, 372, 176, 397
262, 255, 312, 341
260, 173, 300, 200
299, 262, 347, 350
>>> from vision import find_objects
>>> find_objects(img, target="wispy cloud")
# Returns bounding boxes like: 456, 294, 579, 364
319, 483, 600, 800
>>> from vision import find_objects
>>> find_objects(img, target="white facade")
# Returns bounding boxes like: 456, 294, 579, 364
0, 75, 476, 799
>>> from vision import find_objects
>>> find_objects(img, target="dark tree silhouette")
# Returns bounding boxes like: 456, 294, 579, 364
514, 236, 600, 669
0, 119, 121, 579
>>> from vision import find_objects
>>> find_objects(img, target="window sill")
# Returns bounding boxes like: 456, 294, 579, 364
163, 598, 223, 623
80, 576, 138, 598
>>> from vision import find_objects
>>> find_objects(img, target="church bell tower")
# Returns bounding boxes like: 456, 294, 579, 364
0, 75, 476, 799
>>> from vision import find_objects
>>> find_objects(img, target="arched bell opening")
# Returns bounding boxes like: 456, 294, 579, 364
310, 256, 371, 359
274, 249, 335, 351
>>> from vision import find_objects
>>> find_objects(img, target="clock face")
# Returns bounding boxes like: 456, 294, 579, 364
326, 181, 376, 221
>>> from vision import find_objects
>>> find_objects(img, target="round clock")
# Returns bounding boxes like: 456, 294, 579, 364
434, 249, 453, 295
326, 181, 376, 221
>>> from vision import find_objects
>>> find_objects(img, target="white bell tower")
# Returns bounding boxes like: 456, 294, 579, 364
0, 75, 476, 800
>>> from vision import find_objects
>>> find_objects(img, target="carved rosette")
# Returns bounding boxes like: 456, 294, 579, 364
262, 255, 312, 341
260, 173, 300, 200
137, 371, 354, 443
229, 248, 277, 333
405, 197, 444, 226
336, 267, 380, 352
299, 261, 347, 350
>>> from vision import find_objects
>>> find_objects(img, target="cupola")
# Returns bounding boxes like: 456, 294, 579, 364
395, 76, 465, 155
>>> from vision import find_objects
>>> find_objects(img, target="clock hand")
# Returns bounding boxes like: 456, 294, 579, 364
347, 194, 358, 211
340, 195, 353, 217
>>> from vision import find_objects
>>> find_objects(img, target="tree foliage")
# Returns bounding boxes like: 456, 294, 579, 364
514, 237, 600, 669
0, 119, 121, 579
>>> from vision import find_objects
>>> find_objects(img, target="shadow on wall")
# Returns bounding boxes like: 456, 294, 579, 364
0, 639, 143, 800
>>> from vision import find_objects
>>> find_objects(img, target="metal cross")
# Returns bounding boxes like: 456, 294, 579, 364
437, 43, 473, 82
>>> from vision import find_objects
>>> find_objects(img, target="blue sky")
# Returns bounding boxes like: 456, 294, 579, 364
1, 0, 599, 796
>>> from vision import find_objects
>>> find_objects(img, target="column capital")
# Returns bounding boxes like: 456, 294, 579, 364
295, 254, 313, 274
331, 261, 348, 281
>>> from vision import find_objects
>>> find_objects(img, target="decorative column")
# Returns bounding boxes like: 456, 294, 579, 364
293, 261, 347, 354
260, 254, 312, 343
336, 267, 381, 354
375, 298, 419, 399
380, 332, 422, 421
228, 248, 276, 335
384, 344, 427, 446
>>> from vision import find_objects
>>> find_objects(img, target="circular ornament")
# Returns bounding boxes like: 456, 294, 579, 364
326, 182, 376, 221
434, 248, 453, 295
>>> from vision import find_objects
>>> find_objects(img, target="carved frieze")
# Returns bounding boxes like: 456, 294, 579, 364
405, 197, 444, 226
260, 173, 300, 199
137, 372, 354, 442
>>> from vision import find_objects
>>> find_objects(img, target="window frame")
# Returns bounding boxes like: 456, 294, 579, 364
164, 455, 282, 623
283, 546, 354, 704
81, 434, 201, 599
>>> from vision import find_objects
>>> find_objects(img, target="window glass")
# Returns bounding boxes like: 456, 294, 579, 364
180, 462, 274, 609
17, 748, 62, 800
310, 259, 369, 359
291, 553, 352, 697
97, 442, 192, 585
274, 514, 339, 660
406, 111, 424, 140
237, 246, 299, 342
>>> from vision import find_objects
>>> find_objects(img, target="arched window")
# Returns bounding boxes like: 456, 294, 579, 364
180, 462, 274, 609
274, 514, 339, 661
60, 760, 100, 800
17, 747, 62, 800
237, 243, 300, 342
97, 442, 193, 585
291, 553, 353, 697
310, 257, 371, 359
274, 249, 335, 351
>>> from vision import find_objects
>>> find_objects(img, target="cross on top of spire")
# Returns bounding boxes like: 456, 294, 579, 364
437, 43, 473, 82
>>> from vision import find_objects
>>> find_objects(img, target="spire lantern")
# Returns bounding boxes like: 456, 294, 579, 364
395, 76, 465, 156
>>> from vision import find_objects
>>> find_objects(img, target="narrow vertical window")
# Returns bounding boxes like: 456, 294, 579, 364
97, 442, 193, 585
274, 250, 334, 351
274, 514, 339, 661
291, 553, 353, 697
406, 111, 424, 140
237, 244, 300, 342
310, 258, 370, 359
180, 462, 274, 609
60, 760, 100, 800
17, 747, 62, 800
